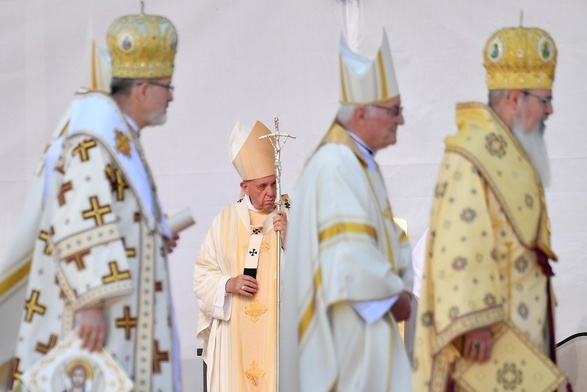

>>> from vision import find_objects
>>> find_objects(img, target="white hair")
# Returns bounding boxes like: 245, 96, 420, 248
488, 90, 510, 109
336, 103, 376, 126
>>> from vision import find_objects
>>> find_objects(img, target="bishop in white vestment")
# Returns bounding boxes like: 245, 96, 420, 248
9, 12, 181, 392
280, 32, 413, 392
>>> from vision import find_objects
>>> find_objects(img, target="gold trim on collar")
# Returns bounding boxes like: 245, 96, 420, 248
317, 122, 368, 168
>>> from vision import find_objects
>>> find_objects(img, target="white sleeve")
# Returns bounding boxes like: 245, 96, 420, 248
351, 295, 399, 324
212, 275, 233, 320
411, 228, 429, 299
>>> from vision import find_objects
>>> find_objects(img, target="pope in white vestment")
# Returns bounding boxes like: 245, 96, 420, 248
280, 32, 413, 392
194, 120, 288, 392
8, 13, 181, 392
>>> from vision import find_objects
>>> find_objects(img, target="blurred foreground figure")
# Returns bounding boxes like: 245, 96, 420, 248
280, 29, 413, 392
412, 25, 568, 391
9, 11, 182, 392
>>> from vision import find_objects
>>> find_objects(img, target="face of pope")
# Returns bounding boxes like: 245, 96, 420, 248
241, 174, 277, 213
362, 96, 405, 151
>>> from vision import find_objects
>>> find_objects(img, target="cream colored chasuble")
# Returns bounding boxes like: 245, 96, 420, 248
279, 123, 412, 392
196, 197, 287, 392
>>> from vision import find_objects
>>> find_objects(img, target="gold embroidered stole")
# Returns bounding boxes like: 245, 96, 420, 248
446, 102, 556, 260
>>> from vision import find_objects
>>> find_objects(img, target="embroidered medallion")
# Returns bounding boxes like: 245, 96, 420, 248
260, 242, 271, 252
484, 293, 497, 307
119, 32, 135, 52
514, 256, 528, 273
245, 361, 266, 387
115, 129, 132, 158
244, 299, 268, 322
485, 133, 507, 158
434, 182, 448, 198
452, 257, 468, 271
487, 37, 504, 63
448, 306, 460, 321
538, 36, 554, 62
496, 362, 523, 389
517, 303, 529, 319
524, 194, 534, 209
421, 311, 433, 327
460, 208, 477, 223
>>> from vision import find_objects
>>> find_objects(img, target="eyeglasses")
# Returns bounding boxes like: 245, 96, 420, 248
146, 81, 175, 94
371, 104, 403, 117
521, 91, 552, 106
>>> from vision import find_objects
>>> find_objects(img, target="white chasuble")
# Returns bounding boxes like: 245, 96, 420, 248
280, 123, 413, 392
9, 93, 178, 392
412, 103, 558, 391
195, 197, 288, 392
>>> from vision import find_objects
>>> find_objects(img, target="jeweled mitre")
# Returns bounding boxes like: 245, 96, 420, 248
107, 13, 178, 79
484, 26, 557, 90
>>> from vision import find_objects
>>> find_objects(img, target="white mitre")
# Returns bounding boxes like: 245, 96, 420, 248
228, 120, 275, 181
339, 30, 399, 105
81, 22, 112, 93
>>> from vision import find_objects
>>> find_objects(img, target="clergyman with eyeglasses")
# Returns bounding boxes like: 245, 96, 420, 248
412, 25, 567, 391
280, 30, 414, 392
9, 11, 182, 392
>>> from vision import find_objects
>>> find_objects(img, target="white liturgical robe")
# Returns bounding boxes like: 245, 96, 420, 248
280, 123, 413, 392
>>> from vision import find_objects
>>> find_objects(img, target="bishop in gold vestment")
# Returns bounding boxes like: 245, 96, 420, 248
194, 120, 288, 392
413, 26, 565, 391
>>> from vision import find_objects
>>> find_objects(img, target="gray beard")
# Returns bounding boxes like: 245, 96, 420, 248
512, 119, 550, 188
146, 111, 167, 126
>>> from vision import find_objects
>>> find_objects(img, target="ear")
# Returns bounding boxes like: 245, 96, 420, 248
240, 181, 250, 195
131, 81, 149, 104
505, 90, 523, 111
354, 106, 368, 123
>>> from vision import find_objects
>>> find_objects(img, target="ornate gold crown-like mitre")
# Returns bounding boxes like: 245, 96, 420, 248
107, 13, 178, 79
484, 26, 557, 90
339, 31, 399, 105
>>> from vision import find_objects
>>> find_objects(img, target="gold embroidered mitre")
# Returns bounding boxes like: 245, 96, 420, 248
484, 26, 557, 90
339, 30, 399, 105
107, 13, 178, 79
229, 120, 275, 181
